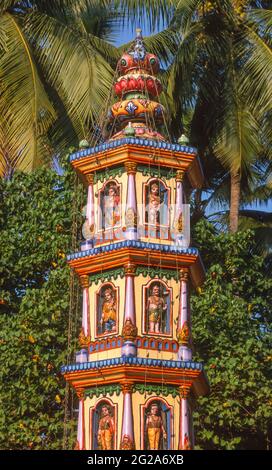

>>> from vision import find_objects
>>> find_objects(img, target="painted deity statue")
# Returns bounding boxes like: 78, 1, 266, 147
146, 284, 167, 333
147, 181, 161, 225
97, 405, 115, 450
104, 183, 120, 229
145, 403, 167, 450
100, 287, 117, 333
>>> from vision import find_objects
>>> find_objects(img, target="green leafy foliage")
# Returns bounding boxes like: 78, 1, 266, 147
0, 159, 82, 449
192, 220, 272, 450
0, 168, 271, 450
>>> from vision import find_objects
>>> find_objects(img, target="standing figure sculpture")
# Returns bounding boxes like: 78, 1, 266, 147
146, 284, 167, 333
100, 287, 117, 333
97, 404, 115, 450
147, 181, 161, 225
145, 403, 167, 450
103, 182, 120, 229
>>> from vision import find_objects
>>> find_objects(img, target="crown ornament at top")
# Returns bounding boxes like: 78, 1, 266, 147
107, 29, 166, 140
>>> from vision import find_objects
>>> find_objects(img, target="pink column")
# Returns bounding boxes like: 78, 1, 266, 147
174, 170, 185, 242
125, 163, 137, 240
178, 387, 192, 450
81, 174, 95, 250
79, 275, 91, 348
86, 174, 95, 236
75, 389, 85, 450
120, 383, 135, 450
177, 269, 192, 360
122, 263, 138, 357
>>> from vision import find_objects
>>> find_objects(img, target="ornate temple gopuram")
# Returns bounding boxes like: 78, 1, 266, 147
62, 29, 209, 451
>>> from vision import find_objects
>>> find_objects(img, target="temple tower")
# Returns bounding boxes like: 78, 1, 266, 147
62, 30, 209, 451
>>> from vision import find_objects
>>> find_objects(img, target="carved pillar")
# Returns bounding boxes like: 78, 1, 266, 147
81, 174, 95, 250
122, 263, 138, 357
125, 162, 137, 240
79, 275, 91, 348
120, 383, 135, 450
174, 170, 185, 244
86, 174, 95, 236
178, 386, 192, 450
75, 389, 85, 450
177, 269, 192, 361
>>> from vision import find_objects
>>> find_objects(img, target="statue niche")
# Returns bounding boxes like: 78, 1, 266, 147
92, 401, 115, 450
144, 280, 171, 335
96, 283, 118, 336
99, 180, 121, 231
144, 178, 169, 228
143, 400, 171, 450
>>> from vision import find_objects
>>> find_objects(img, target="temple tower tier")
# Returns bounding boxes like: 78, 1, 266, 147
62, 29, 209, 450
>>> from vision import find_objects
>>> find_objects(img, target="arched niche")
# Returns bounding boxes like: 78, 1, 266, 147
98, 179, 121, 232
141, 397, 173, 450
89, 398, 117, 450
95, 282, 119, 337
142, 279, 172, 336
143, 178, 170, 236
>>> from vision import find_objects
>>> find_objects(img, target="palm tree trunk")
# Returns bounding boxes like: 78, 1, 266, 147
229, 168, 241, 233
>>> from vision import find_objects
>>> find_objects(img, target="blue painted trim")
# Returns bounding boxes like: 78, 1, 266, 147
70, 138, 197, 162
61, 356, 204, 374
67, 240, 199, 261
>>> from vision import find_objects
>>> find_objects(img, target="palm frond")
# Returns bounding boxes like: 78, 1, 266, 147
247, 8, 272, 31
0, 12, 56, 175
214, 84, 261, 175
239, 20, 272, 115
26, 10, 114, 144
113, 0, 175, 30
0, 1, 19, 14
239, 210, 272, 224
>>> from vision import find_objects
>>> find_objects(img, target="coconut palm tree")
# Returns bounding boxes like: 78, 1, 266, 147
123, 0, 272, 232
166, 1, 272, 232
0, 0, 119, 177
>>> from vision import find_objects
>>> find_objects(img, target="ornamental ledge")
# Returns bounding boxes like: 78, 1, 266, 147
67, 240, 199, 262
70, 138, 197, 162
61, 356, 204, 374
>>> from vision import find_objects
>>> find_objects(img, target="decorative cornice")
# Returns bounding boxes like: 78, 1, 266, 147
136, 266, 179, 281
67, 240, 199, 262
69, 138, 197, 163
85, 384, 122, 398
93, 166, 124, 184
134, 383, 179, 398
79, 275, 89, 288
83, 383, 181, 398
89, 267, 125, 285
138, 164, 176, 179
61, 356, 204, 374
89, 336, 178, 354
